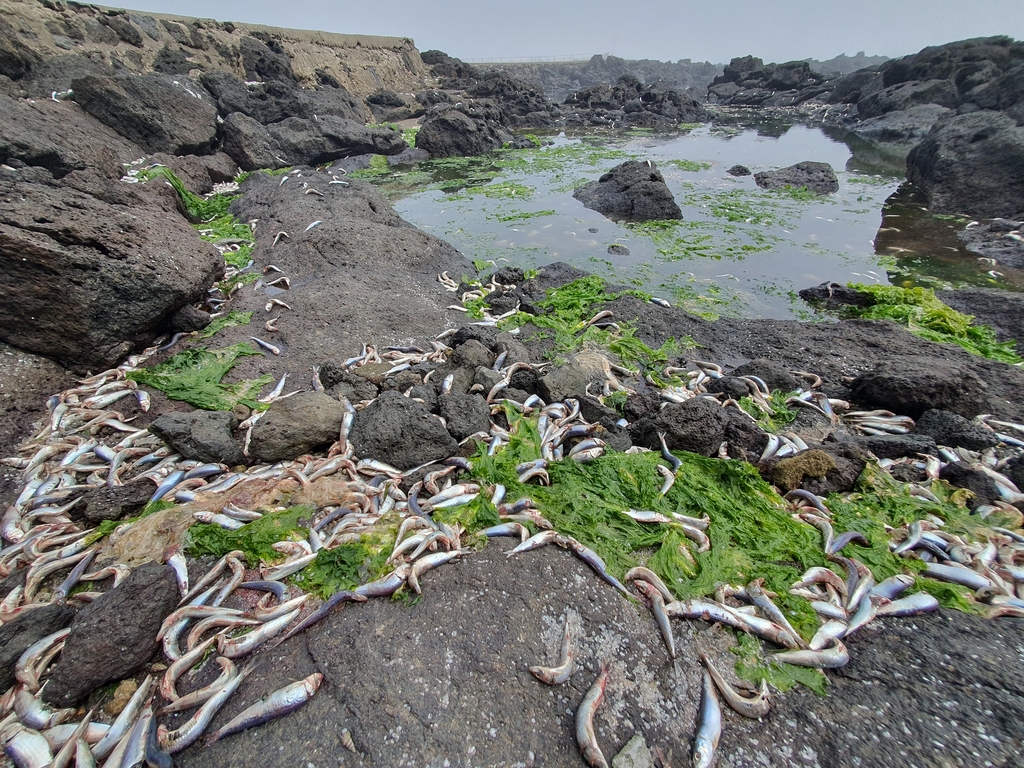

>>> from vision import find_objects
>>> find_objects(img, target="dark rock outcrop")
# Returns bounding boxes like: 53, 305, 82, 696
200, 71, 367, 125
149, 410, 245, 465
42, 563, 178, 707
415, 103, 513, 159
0, 604, 74, 692
913, 409, 1000, 451
564, 75, 709, 127
906, 111, 1024, 218
0, 170, 223, 369
0, 93, 142, 180
69, 481, 155, 524
707, 57, 833, 107
753, 161, 839, 195
466, 71, 556, 125
850, 104, 953, 146
939, 462, 1000, 508
349, 390, 459, 470
726, 165, 751, 177
853, 433, 938, 459
438, 393, 492, 441
221, 112, 406, 171
573, 161, 682, 222
250, 392, 349, 462
629, 398, 730, 457
849, 360, 989, 419
71, 73, 218, 155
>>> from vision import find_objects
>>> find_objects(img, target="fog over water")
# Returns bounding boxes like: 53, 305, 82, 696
121, 0, 1022, 64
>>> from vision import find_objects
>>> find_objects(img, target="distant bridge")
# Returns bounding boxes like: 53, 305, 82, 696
466, 55, 592, 64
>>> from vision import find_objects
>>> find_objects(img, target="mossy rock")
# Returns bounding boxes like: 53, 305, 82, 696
773, 449, 836, 491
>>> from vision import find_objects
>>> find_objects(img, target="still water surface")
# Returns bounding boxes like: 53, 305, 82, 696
357, 117, 1012, 319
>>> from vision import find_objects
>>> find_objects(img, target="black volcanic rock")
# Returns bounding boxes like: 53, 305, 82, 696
573, 160, 682, 221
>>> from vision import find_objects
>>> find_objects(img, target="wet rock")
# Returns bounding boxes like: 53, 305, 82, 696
726, 164, 751, 176
466, 71, 555, 125
608, 244, 631, 256
798, 281, 876, 311
730, 359, 800, 393
612, 734, 654, 768
913, 409, 1000, 451
43, 564, 176, 707
706, 57, 831, 107
349, 390, 459, 470
149, 410, 244, 466
0, 92, 142, 180
854, 433, 938, 459
519, 262, 592, 300
849, 360, 988, 419
71, 73, 217, 156
754, 161, 839, 195
722, 408, 770, 463
450, 324, 502, 351
0, 604, 74, 692
439, 393, 491, 441
168, 304, 212, 333
538, 351, 613, 403
573, 160, 682, 222
906, 111, 1024, 218
250, 392, 348, 463
69, 481, 154, 524
0, 170, 222, 370
415, 103, 513, 158
937, 287, 1024, 345
630, 397, 729, 457
145, 152, 215, 195
564, 76, 709, 126
939, 462, 1000, 508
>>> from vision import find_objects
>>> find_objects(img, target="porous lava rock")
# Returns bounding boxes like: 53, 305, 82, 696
415, 103, 514, 158
348, 390, 459, 470
849, 360, 989, 419
629, 397, 729, 457
0, 604, 74, 692
573, 161, 682, 222
753, 161, 839, 195
42, 563, 177, 707
250, 392, 349, 463
149, 410, 245, 465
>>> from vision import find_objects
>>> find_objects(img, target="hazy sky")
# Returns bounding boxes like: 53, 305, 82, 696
122, 0, 1022, 64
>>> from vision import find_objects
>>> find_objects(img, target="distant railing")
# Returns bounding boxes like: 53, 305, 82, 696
466, 55, 591, 64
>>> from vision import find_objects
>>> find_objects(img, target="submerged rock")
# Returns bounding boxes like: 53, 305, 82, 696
573, 160, 682, 222
43, 563, 177, 707
753, 161, 839, 195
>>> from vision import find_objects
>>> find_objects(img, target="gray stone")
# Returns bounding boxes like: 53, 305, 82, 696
250, 392, 349, 463
573, 161, 682, 222
71, 73, 218, 156
539, 351, 614, 403
612, 734, 654, 768
727, 164, 752, 176
42, 563, 177, 706
731, 359, 800, 393
149, 410, 244, 465
451, 339, 493, 369
69, 481, 154, 524
0, 604, 74, 692
855, 433, 939, 459
914, 409, 999, 451
415, 103, 513, 158
850, 360, 989, 419
439, 393, 492, 441
629, 397, 730, 457
754, 161, 839, 195
349, 390, 459, 470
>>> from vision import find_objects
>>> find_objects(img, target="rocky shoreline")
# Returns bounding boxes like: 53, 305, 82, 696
1, 6, 1024, 767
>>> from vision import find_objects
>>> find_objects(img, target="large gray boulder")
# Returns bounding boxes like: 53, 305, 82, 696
754, 161, 839, 195
906, 111, 1024, 218
0, 170, 223, 370
149, 410, 245, 465
250, 392, 349, 462
221, 112, 406, 171
850, 359, 989, 419
71, 73, 218, 156
0, 93, 142, 180
415, 103, 514, 158
349, 390, 459, 470
42, 563, 178, 707
573, 161, 682, 222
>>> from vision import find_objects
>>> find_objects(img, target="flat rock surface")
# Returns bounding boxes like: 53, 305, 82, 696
173, 541, 1024, 768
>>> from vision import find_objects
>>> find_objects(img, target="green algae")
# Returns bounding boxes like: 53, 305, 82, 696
127, 343, 272, 411
665, 159, 712, 172
732, 631, 828, 695
295, 530, 393, 599
838, 284, 1021, 364
187, 506, 311, 567
196, 310, 253, 340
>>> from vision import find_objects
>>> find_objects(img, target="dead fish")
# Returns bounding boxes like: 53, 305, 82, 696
529, 619, 573, 685
693, 669, 722, 768
575, 663, 611, 768
772, 638, 849, 668
250, 337, 281, 356
205, 673, 324, 744
700, 653, 770, 718
304, 220, 322, 232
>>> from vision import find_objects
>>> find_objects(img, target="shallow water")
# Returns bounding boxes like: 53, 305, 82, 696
359, 117, 1013, 319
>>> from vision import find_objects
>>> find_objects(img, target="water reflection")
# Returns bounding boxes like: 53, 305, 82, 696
357, 118, 1011, 319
